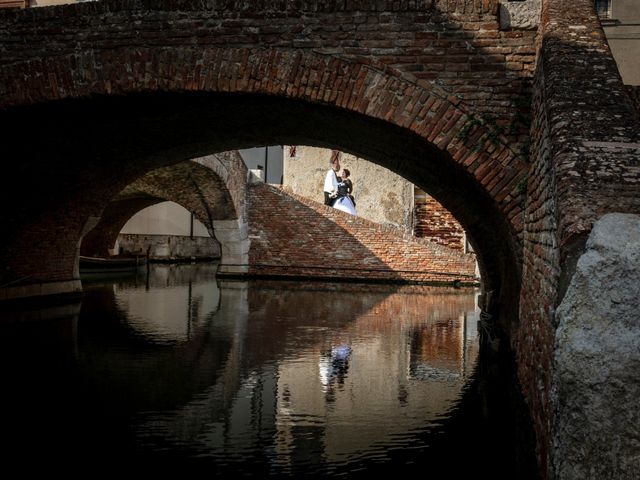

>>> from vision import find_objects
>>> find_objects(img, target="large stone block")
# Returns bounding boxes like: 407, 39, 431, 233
553, 213, 640, 479
499, 0, 541, 30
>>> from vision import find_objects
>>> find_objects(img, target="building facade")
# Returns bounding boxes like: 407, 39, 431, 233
283, 146, 467, 250
599, 0, 640, 85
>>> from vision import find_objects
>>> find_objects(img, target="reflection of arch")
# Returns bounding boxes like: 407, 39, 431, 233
0, 49, 525, 324
78, 272, 229, 410
81, 152, 249, 267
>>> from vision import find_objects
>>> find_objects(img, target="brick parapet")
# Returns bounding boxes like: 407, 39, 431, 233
537, 0, 640, 245
247, 183, 477, 284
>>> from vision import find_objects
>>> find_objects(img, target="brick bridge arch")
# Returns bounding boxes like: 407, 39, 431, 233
3, 2, 640, 477
0, 1, 532, 326
81, 152, 250, 267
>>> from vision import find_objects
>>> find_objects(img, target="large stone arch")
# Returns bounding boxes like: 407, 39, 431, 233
0, 8, 529, 329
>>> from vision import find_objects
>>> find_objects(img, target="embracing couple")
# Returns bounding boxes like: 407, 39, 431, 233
323, 151, 357, 216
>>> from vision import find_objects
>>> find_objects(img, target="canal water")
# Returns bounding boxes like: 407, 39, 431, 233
0, 264, 538, 478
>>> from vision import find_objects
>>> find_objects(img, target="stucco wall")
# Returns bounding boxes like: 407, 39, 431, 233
120, 201, 210, 238
603, 0, 640, 86
283, 146, 414, 231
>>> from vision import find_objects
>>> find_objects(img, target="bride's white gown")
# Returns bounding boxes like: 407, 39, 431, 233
332, 182, 357, 215
333, 195, 357, 215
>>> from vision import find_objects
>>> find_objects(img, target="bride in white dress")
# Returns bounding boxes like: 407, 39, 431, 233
332, 168, 357, 216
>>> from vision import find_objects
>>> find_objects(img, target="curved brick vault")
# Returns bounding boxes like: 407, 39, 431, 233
0, 0, 534, 326
81, 152, 248, 262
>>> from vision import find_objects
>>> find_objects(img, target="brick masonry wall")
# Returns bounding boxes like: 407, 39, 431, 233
0, 0, 536, 135
247, 183, 477, 284
516, 43, 557, 475
0, 0, 532, 301
413, 186, 466, 250
516, 1, 640, 476
0, 0, 534, 228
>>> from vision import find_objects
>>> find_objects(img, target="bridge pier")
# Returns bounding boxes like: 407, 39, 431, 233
517, 1, 640, 477
0, 213, 100, 302
214, 219, 250, 276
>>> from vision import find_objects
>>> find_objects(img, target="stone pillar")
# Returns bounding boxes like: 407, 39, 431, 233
213, 219, 250, 276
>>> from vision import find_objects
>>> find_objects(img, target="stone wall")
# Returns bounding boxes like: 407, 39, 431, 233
244, 183, 477, 284
117, 234, 220, 261
499, 0, 541, 30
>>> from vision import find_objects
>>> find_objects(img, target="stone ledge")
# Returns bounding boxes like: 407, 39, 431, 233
0, 279, 82, 302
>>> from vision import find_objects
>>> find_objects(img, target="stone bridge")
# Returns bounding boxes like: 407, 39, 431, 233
81, 150, 250, 269
0, 1, 639, 478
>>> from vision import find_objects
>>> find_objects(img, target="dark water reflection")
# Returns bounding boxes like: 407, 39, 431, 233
0, 264, 537, 478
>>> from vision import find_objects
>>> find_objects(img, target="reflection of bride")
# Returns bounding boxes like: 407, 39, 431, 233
333, 169, 357, 216
319, 345, 352, 388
